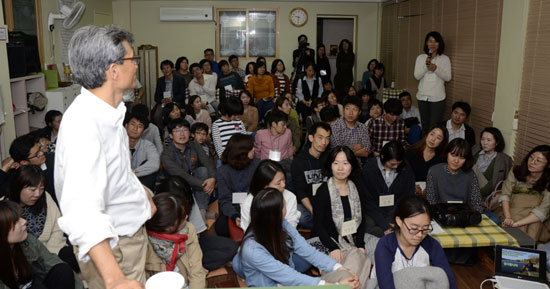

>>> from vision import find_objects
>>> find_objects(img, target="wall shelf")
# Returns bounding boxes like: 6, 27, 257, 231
10, 74, 45, 137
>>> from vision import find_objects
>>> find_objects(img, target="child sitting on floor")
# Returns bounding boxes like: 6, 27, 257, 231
191, 122, 217, 164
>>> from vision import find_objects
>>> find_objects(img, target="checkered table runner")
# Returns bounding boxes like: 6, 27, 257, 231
431, 215, 519, 248
382, 89, 404, 103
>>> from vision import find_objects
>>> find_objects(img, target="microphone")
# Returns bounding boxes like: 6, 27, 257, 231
426, 50, 433, 67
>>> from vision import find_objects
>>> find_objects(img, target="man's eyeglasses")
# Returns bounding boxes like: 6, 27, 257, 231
402, 220, 433, 235
27, 145, 46, 160
121, 56, 141, 65
172, 128, 189, 134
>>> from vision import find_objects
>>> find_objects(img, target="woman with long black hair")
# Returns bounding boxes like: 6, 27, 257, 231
232, 188, 360, 288
334, 39, 355, 97
240, 159, 300, 231
0, 200, 83, 289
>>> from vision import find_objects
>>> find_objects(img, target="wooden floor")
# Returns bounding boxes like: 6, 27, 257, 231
450, 248, 495, 289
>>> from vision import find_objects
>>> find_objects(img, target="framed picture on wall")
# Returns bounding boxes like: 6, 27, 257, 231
329, 45, 338, 57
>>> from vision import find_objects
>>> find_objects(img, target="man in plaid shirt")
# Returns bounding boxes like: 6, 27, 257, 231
330, 95, 371, 158
368, 98, 408, 155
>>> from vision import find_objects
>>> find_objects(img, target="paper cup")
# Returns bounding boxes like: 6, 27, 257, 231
145, 271, 185, 289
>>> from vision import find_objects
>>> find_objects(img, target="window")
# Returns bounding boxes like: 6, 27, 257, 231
3, 0, 44, 68
217, 8, 278, 60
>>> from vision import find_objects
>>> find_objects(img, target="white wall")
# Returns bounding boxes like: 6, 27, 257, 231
0, 3, 15, 155
40, 0, 113, 66
0, 0, 114, 150
112, 1, 381, 80
493, 0, 529, 157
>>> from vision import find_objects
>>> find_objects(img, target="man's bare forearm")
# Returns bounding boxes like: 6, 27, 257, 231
88, 240, 125, 287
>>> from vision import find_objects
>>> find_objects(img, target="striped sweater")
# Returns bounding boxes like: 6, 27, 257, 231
212, 118, 247, 157
271, 73, 290, 97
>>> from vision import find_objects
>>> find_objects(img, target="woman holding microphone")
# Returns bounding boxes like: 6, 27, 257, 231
414, 31, 452, 130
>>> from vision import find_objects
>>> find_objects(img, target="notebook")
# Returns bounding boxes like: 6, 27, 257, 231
495, 245, 549, 289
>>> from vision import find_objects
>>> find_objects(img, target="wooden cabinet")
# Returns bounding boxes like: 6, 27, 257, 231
10, 74, 45, 137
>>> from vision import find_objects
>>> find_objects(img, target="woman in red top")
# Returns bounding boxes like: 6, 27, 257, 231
270, 59, 290, 98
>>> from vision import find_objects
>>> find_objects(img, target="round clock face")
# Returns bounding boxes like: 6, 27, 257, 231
290, 8, 308, 27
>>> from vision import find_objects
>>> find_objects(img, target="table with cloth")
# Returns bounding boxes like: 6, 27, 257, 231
431, 215, 519, 248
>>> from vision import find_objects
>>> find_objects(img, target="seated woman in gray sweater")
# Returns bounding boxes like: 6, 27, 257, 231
426, 138, 484, 213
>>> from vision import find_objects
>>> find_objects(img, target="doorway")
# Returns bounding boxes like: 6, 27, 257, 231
317, 16, 356, 83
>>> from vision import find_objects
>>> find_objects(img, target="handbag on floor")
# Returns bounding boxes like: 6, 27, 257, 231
484, 180, 504, 211
310, 236, 372, 288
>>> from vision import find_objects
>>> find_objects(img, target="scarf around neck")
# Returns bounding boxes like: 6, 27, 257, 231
21, 205, 46, 238
147, 227, 189, 271
327, 177, 362, 248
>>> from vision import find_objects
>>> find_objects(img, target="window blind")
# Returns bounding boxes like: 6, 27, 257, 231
514, 0, 550, 161
380, 0, 503, 136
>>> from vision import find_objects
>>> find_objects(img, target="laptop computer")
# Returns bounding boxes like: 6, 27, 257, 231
495, 245, 550, 289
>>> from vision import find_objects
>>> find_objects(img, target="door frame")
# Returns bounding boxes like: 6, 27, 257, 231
316, 14, 358, 81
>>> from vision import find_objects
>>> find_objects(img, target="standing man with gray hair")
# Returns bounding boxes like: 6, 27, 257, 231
55, 25, 156, 289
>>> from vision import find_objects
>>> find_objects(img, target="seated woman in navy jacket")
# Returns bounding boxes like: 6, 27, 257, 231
371, 195, 457, 289
361, 141, 415, 237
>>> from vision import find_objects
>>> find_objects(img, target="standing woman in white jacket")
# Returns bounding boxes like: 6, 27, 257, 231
414, 31, 452, 130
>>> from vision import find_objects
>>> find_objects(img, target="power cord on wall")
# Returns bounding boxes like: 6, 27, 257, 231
480, 278, 498, 289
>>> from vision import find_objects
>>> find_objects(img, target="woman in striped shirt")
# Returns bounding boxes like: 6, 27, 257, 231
270, 59, 290, 98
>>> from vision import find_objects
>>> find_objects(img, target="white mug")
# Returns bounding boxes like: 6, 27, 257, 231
145, 271, 185, 289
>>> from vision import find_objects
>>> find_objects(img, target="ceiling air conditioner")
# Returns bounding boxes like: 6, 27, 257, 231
160, 6, 213, 22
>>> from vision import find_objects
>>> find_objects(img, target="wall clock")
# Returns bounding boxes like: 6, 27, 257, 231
289, 8, 308, 27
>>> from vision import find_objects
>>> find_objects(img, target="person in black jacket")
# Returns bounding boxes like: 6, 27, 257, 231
0, 134, 56, 204
360, 141, 415, 237
31, 110, 62, 146
313, 145, 366, 263
404, 124, 448, 183
218, 60, 244, 99
291, 122, 331, 229
154, 59, 187, 108
292, 35, 315, 80
316, 43, 331, 83
334, 39, 355, 97
438, 101, 475, 147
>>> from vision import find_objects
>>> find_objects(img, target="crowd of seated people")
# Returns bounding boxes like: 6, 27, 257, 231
4, 39, 550, 289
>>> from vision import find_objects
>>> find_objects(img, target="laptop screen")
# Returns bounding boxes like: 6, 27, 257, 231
495, 245, 547, 283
